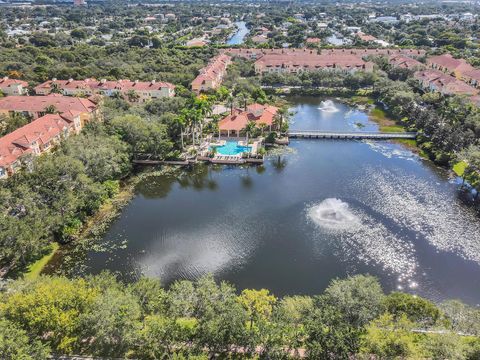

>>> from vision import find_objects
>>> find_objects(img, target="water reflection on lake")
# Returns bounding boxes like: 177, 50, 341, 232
57, 97, 480, 305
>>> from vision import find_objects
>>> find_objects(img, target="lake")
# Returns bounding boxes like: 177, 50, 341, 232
54, 97, 480, 305
227, 21, 249, 45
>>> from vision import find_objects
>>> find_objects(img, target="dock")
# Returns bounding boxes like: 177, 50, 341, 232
287, 130, 417, 140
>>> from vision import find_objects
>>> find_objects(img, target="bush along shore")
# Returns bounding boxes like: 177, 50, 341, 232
1, 274, 479, 359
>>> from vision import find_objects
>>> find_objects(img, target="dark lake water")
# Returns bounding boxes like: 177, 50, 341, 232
57, 97, 480, 305
226, 21, 249, 45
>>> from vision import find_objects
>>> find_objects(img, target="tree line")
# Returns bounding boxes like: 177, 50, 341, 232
0, 44, 215, 88
1, 273, 479, 359
373, 78, 480, 201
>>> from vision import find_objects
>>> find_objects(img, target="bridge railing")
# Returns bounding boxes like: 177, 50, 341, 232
287, 130, 417, 138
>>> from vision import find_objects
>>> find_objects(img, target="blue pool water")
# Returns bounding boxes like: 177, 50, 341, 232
212, 141, 251, 155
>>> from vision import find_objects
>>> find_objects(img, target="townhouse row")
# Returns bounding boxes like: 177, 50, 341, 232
191, 54, 232, 93
0, 77, 175, 102
0, 95, 100, 179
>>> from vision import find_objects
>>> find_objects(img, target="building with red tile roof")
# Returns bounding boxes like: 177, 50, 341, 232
357, 32, 377, 42
414, 69, 479, 97
254, 51, 374, 74
218, 103, 279, 137
0, 112, 81, 178
223, 48, 427, 75
0, 94, 100, 127
224, 47, 426, 61
191, 54, 231, 93
306, 37, 321, 44
460, 69, 480, 89
34, 78, 175, 102
389, 54, 425, 70
427, 54, 474, 77
0, 77, 29, 95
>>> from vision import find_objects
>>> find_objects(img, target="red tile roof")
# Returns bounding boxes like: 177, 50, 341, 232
255, 52, 372, 71
414, 69, 479, 96
427, 54, 474, 73
357, 32, 377, 42
35, 78, 174, 93
219, 104, 278, 131
389, 54, 424, 69
462, 69, 480, 82
0, 113, 74, 168
191, 54, 231, 89
225, 47, 426, 59
0, 95, 97, 114
0, 77, 28, 88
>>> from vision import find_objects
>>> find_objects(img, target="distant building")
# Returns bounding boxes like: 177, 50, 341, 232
191, 55, 231, 93
0, 77, 29, 95
370, 16, 398, 24
34, 78, 175, 102
252, 49, 374, 74
185, 38, 207, 47
356, 32, 377, 42
73, 0, 86, 6
251, 34, 269, 44
226, 47, 426, 62
305, 37, 321, 44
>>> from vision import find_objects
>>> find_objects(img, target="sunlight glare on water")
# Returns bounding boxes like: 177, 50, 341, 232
307, 198, 418, 288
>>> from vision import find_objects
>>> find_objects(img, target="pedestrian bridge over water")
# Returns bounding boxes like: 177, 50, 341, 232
288, 130, 417, 140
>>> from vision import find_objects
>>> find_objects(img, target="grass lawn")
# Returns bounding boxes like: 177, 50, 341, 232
350, 95, 375, 105
369, 108, 406, 133
24, 242, 59, 280
453, 161, 468, 177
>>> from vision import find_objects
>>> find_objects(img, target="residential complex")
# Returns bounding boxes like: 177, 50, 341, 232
35, 78, 175, 102
191, 54, 231, 93
225, 48, 425, 75
253, 52, 375, 74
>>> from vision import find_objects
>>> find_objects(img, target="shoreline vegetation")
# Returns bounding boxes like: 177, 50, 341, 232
40, 167, 179, 278
2, 273, 480, 360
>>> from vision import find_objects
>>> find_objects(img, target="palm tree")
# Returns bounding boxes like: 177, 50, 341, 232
244, 121, 257, 144
194, 96, 213, 144
176, 112, 187, 150
50, 82, 62, 94
274, 107, 288, 133
237, 92, 247, 111
226, 94, 235, 115
44, 105, 58, 114
258, 122, 268, 135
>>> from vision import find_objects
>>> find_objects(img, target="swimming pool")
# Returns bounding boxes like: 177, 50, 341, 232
211, 141, 251, 156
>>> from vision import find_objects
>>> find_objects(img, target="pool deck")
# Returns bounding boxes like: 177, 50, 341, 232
134, 138, 265, 166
